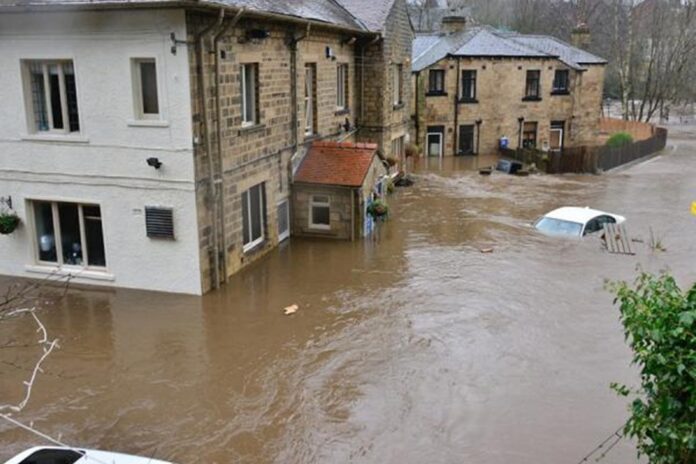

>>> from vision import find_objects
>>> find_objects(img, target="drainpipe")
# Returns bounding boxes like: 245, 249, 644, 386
350, 189, 356, 242
213, 8, 245, 283
196, 9, 224, 289
517, 116, 525, 149
475, 118, 482, 155
453, 57, 461, 156
289, 22, 311, 153
414, 71, 420, 149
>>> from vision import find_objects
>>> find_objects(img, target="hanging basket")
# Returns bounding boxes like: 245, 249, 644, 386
367, 200, 389, 219
0, 213, 20, 235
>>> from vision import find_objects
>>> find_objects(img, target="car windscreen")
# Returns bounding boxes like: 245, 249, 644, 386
534, 217, 583, 236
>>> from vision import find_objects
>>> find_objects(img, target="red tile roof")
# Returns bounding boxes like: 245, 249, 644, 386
294, 141, 379, 187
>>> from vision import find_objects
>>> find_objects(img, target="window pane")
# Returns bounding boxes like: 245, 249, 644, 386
34, 201, 56, 262
242, 191, 250, 245
312, 206, 330, 226
277, 201, 289, 237
243, 64, 256, 123
250, 185, 262, 241
62, 62, 80, 132
83, 205, 106, 267
48, 66, 63, 129
58, 203, 82, 265
140, 61, 159, 115
29, 67, 48, 131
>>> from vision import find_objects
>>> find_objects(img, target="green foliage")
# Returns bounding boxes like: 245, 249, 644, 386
366, 199, 389, 219
610, 272, 696, 463
606, 132, 634, 148
0, 211, 20, 235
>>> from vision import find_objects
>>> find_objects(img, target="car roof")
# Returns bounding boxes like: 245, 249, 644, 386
543, 206, 614, 224
5, 447, 173, 464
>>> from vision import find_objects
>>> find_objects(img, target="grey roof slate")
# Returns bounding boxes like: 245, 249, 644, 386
504, 34, 607, 67
335, 0, 397, 32
0, 0, 369, 31
412, 26, 606, 72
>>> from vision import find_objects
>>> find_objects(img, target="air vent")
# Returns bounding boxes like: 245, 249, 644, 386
145, 207, 174, 239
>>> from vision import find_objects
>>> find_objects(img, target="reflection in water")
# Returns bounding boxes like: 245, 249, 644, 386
2, 134, 695, 463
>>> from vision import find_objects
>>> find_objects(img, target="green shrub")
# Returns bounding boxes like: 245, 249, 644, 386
609, 272, 696, 463
606, 132, 634, 148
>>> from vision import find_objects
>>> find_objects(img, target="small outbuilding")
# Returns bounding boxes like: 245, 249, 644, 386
293, 141, 388, 240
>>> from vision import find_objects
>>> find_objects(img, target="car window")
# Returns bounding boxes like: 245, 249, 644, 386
18, 449, 82, 464
584, 218, 602, 235
534, 217, 583, 236
597, 215, 616, 226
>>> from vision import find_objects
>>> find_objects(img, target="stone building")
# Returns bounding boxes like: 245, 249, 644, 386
293, 141, 387, 241
0, 0, 413, 294
411, 18, 607, 157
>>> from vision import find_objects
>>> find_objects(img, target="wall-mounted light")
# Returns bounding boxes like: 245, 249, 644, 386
146, 157, 163, 169
475, 119, 483, 125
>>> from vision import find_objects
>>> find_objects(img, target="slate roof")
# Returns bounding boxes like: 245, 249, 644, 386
0, 0, 400, 33
294, 141, 378, 187
412, 27, 606, 72
335, 0, 397, 32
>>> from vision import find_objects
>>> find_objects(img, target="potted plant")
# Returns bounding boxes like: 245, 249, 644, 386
367, 199, 389, 219
0, 210, 20, 235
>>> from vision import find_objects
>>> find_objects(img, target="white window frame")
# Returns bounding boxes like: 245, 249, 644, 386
131, 58, 160, 120
336, 63, 348, 110
242, 184, 265, 253
427, 132, 443, 157
23, 59, 79, 134
241, 63, 258, 127
304, 64, 316, 137
393, 63, 403, 106
29, 200, 107, 271
277, 199, 290, 242
309, 195, 331, 230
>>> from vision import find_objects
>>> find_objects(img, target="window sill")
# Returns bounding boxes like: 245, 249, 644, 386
127, 119, 170, 128
425, 91, 448, 97
238, 123, 266, 136
334, 108, 351, 116
21, 133, 89, 144
393, 103, 405, 110
25, 264, 115, 282
551, 90, 570, 96
309, 225, 331, 231
522, 96, 542, 102
458, 98, 479, 104
242, 239, 266, 255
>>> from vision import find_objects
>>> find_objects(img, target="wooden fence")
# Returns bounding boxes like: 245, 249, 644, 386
502, 127, 667, 174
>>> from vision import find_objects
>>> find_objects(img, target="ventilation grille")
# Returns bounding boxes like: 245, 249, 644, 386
145, 207, 174, 239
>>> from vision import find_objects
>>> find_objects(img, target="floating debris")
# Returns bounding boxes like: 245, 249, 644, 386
602, 223, 635, 255
283, 304, 298, 315
479, 247, 494, 253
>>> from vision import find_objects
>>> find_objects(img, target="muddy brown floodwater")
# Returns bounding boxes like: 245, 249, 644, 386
2, 128, 696, 464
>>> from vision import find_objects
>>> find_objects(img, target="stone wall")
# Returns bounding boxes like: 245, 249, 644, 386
187, 13, 368, 291
413, 56, 606, 156
292, 185, 354, 240
356, 0, 413, 161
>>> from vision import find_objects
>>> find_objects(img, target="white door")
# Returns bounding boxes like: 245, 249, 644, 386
277, 200, 290, 242
550, 128, 563, 152
427, 132, 443, 157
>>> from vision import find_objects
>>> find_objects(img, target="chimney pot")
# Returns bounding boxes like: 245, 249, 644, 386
441, 16, 467, 34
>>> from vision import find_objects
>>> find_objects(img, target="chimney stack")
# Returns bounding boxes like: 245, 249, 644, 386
441, 16, 467, 34
571, 22, 591, 50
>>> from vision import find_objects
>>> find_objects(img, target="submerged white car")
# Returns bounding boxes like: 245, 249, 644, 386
534, 207, 626, 237
4, 447, 174, 464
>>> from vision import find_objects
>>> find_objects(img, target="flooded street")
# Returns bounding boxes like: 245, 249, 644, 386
2, 129, 696, 463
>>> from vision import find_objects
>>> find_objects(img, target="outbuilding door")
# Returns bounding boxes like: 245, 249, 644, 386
550, 121, 565, 152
